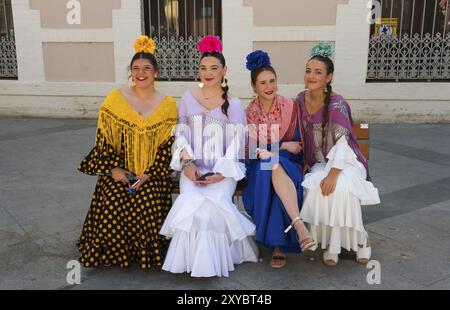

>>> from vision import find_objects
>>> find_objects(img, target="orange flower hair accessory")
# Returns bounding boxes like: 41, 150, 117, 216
134, 35, 156, 54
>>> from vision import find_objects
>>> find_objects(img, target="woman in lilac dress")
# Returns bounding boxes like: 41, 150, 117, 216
297, 42, 380, 266
160, 36, 259, 277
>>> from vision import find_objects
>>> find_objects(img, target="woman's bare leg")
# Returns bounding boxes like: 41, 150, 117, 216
271, 164, 313, 244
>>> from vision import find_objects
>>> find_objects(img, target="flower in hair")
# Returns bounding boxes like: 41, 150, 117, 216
197, 35, 223, 54
134, 35, 156, 54
246, 50, 271, 71
310, 42, 335, 58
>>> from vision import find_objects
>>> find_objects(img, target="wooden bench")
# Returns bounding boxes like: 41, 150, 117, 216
171, 122, 370, 198
353, 122, 370, 160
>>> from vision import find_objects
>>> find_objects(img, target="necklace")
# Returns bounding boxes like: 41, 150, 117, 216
202, 88, 222, 100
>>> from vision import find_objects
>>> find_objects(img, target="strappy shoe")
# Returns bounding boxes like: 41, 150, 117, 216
270, 254, 287, 269
323, 250, 339, 266
356, 239, 372, 264
284, 216, 316, 252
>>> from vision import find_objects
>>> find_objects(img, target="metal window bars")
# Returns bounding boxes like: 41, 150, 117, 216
367, 0, 450, 81
0, 0, 17, 79
143, 0, 222, 81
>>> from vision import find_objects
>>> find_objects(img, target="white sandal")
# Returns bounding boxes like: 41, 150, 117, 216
356, 239, 372, 264
284, 216, 316, 252
323, 250, 338, 266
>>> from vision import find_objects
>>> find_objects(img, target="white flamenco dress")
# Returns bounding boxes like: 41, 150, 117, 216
160, 92, 259, 277
300, 136, 380, 255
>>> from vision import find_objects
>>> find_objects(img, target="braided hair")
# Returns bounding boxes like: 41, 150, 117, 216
309, 55, 334, 138
200, 52, 229, 117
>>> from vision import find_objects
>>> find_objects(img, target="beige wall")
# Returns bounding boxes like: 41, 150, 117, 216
30, 0, 121, 28
253, 0, 349, 27
253, 41, 335, 84
43, 43, 115, 82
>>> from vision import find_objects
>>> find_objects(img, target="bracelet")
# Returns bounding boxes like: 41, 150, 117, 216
182, 159, 195, 168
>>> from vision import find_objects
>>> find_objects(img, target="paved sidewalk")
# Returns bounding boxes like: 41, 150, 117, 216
0, 117, 449, 290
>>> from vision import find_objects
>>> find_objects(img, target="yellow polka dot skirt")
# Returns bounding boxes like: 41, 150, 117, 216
77, 133, 174, 269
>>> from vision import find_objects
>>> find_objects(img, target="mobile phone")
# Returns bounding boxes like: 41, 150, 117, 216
197, 172, 215, 181
130, 179, 141, 188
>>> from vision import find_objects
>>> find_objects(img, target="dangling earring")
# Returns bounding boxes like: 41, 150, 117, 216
131, 78, 136, 87
221, 77, 228, 88
324, 86, 328, 94
198, 82, 204, 88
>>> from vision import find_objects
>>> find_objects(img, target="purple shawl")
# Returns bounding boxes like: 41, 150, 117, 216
296, 91, 370, 180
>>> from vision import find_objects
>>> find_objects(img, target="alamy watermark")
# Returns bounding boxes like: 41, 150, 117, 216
172, 122, 283, 170
367, 0, 382, 25
366, 260, 382, 285
66, 260, 81, 285
66, 0, 81, 25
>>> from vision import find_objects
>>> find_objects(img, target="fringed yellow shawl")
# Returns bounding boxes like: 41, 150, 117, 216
96, 89, 178, 176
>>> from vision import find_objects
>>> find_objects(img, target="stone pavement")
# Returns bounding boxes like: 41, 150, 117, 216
0, 117, 449, 290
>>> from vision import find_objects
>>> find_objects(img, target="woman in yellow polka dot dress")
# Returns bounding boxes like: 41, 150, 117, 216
76, 36, 178, 269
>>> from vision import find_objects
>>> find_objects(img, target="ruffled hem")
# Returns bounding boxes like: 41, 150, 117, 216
300, 188, 365, 230
170, 135, 195, 171
300, 188, 369, 255
160, 176, 259, 277
325, 136, 359, 170
302, 137, 380, 206
160, 194, 256, 242
77, 238, 168, 269
162, 229, 258, 277
213, 157, 246, 181
307, 224, 368, 255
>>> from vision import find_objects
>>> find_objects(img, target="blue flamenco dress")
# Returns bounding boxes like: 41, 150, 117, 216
243, 123, 304, 254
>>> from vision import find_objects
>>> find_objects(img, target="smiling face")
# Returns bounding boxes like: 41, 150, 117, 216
253, 69, 278, 102
304, 59, 333, 92
131, 58, 157, 88
199, 56, 227, 88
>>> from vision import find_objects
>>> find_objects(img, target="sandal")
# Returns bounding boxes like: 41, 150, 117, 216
270, 254, 287, 269
323, 250, 339, 266
356, 239, 371, 264
284, 216, 316, 252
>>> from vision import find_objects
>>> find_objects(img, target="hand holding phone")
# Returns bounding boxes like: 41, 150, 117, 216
126, 174, 138, 195
196, 172, 216, 182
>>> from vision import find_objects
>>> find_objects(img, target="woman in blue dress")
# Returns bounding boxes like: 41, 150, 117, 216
243, 51, 316, 268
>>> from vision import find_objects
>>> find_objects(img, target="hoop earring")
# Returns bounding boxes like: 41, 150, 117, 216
221, 77, 228, 88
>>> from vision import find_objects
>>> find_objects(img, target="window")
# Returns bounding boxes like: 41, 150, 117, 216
367, 0, 450, 81
142, 0, 222, 81
0, 0, 17, 79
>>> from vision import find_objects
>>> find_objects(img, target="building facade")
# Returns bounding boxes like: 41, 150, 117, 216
0, 0, 449, 122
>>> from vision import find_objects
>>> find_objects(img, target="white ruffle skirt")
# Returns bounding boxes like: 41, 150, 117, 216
300, 137, 380, 255
160, 170, 259, 277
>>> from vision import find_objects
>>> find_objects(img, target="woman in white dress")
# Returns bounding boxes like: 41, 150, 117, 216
296, 42, 380, 266
160, 36, 259, 277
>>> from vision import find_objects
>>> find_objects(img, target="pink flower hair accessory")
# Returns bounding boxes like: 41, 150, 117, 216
197, 35, 223, 54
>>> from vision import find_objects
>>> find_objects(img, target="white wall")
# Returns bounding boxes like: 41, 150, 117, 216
1, 0, 449, 122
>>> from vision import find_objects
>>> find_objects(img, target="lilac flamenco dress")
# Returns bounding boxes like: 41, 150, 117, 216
160, 91, 259, 277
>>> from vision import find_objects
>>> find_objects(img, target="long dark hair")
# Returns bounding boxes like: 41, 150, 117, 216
309, 55, 334, 138
250, 65, 277, 86
128, 52, 160, 80
200, 52, 229, 117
